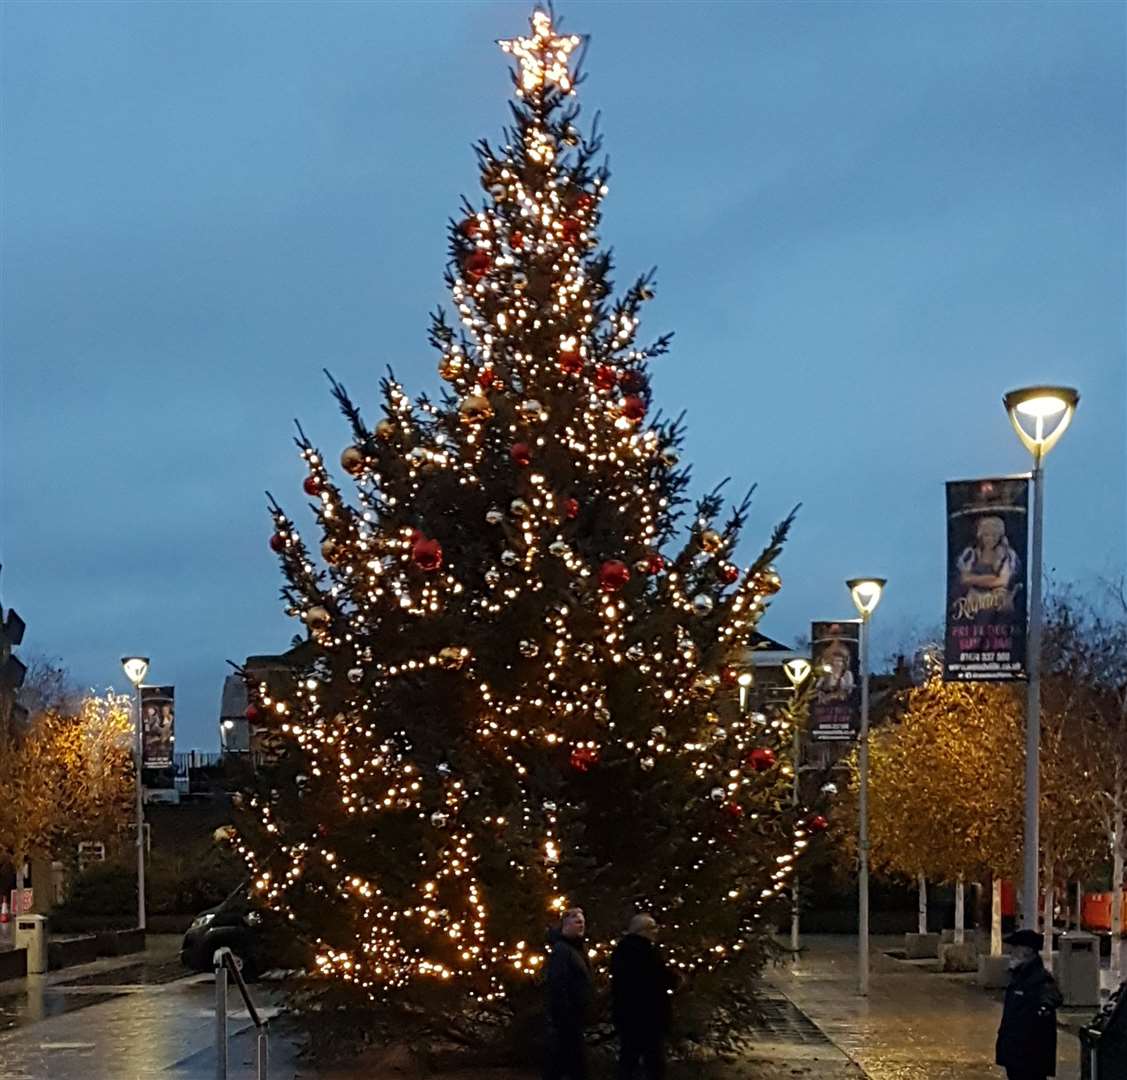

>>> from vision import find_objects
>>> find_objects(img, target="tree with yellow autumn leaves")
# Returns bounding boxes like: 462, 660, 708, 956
0, 692, 134, 891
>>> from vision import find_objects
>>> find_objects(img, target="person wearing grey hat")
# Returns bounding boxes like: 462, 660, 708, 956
995, 930, 1062, 1079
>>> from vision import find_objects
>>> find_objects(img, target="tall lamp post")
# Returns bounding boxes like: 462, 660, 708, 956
1003, 386, 1079, 932
847, 577, 886, 997
784, 657, 812, 954
121, 656, 149, 931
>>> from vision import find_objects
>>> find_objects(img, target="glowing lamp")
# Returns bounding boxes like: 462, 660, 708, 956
783, 658, 811, 688
121, 656, 150, 686
846, 579, 885, 619
1003, 385, 1078, 460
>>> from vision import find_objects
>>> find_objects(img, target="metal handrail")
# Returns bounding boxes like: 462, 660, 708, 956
214, 946, 268, 1080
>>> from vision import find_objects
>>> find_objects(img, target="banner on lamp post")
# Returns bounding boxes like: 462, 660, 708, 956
944, 477, 1030, 682
140, 685, 175, 768
809, 621, 862, 742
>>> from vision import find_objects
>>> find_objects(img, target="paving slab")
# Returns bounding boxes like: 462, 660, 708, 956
768, 935, 1082, 1080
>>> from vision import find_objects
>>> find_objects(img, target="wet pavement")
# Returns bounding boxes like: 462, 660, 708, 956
767, 934, 1085, 1080
0, 932, 1109, 1078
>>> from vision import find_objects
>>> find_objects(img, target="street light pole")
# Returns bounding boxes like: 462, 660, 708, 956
1003, 386, 1078, 933
847, 578, 885, 998
783, 657, 811, 955
1024, 452, 1044, 935
121, 656, 150, 931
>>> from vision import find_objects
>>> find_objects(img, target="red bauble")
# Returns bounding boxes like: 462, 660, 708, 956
510, 230, 525, 250
464, 250, 491, 281
245, 703, 261, 723
570, 746, 599, 772
808, 814, 830, 833
594, 365, 616, 391
459, 217, 480, 239
303, 475, 321, 497
619, 369, 644, 393
563, 497, 580, 520
720, 563, 741, 585
621, 395, 646, 422
559, 349, 583, 375
747, 747, 777, 773
720, 666, 740, 687
510, 442, 532, 467
560, 218, 582, 244
269, 533, 286, 553
412, 537, 443, 572
643, 552, 665, 575
724, 801, 744, 820
576, 192, 595, 212
477, 365, 499, 389
599, 559, 631, 593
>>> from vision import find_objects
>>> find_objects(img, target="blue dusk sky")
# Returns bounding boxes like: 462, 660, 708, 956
2, 1, 1124, 749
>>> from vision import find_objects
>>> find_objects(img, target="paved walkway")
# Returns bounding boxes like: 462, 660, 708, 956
767, 935, 1083, 1080
0, 933, 1107, 1078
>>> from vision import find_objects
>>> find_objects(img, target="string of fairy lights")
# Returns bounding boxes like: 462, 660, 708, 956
238, 11, 825, 1001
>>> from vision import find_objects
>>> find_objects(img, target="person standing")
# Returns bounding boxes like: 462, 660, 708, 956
544, 907, 592, 1080
610, 913, 678, 1080
995, 930, 1063, 1080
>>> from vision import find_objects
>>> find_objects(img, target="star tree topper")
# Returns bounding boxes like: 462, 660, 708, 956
498, 9, 582, 95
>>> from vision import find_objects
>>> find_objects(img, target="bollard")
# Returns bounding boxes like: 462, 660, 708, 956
215, 953, 228, 1080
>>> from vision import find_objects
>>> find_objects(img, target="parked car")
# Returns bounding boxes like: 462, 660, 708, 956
180, 889, 264, 979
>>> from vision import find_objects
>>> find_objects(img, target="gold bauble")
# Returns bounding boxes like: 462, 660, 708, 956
459, 395, 493, 424
439, 355, 464, 382
700, 529, 723, 553
375, 419, 395, 440
340, 446, 365, 475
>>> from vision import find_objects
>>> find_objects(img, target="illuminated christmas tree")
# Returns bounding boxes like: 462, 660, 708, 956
239, 11, 810, 1012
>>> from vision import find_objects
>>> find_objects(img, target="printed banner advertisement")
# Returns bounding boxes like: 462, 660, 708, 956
140, 685, 175, 768
810, 621, 861, 742
944, 477, 1029, 682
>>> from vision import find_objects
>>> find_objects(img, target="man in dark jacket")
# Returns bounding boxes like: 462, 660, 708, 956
995, 930, 1063, 1080
544, 907, 593, 1080
610, 913, 678, 1080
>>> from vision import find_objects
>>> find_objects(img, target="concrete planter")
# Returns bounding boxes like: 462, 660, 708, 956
48, 934, 99, 971
905, 932, 941, 959
977, 953, 1011, 988
94, 928, 145, 957
940, 941, 979, 972
0, 947, 27, 980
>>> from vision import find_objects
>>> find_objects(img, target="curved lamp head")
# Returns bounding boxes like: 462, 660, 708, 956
121, 656, 150, 687
783, 657, 812, 688
847, 578, 886, 618
1003, 386, 1079, 460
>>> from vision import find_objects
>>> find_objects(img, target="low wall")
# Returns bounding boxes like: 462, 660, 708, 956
0, 947, 27, 980
48, 935, 100, 970
95, 928, 145, 957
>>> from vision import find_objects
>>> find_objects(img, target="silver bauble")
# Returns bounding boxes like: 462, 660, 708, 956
692, 593, 715, 616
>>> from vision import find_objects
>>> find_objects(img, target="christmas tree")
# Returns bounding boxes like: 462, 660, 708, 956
239, 10, 810, 1014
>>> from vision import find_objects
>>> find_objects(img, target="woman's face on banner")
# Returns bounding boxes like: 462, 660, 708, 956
976, 517, 1004, 551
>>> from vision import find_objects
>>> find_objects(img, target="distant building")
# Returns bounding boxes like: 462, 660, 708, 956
219, 641, 316, 760
0, 565, 28, 737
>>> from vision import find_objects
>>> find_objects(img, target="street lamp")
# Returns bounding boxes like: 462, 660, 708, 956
121, 655, 149, 931
784, 657, 812, 953
1003, 385, 1079, 933
847, 577, 885, 996
737, 670, 754, 713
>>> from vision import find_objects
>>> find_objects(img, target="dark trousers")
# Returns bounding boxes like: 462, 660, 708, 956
544, 1025, 587, 1080
617, 1028, 665, 1080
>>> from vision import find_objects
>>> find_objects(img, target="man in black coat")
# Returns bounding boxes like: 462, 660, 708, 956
610, 913, 679, 1080
544, 907, 593, 1080
995, 930, 1063, 1080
